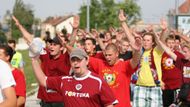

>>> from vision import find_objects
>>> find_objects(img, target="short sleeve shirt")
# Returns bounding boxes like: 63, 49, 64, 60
89, 57, 136, 107
11, 52, 24, 68
37, 49, 71, 102
12, 68, 26, 97
46, 72, 116, 107
137, 47, 163, 86
161, 51, 184, 89
0, 60, 15, 103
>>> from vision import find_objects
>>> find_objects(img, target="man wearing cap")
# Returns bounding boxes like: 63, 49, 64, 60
31, 48, 118, 107
37, 36, 71, 107
12, 16, 71, 107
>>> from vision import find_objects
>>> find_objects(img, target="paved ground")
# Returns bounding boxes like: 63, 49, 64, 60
25, 88, 40, 107
25, 91, 40, 107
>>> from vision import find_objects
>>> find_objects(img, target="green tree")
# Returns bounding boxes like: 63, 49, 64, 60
12, 0, 34, 40
118, 0, 141, 25
0, 30, 7, 44
79, 0, 101, 29
79, 0, 141, 30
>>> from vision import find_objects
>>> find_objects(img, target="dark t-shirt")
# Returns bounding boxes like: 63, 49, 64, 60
119, 51, 132, 61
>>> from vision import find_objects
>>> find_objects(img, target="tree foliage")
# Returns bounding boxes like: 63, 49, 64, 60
12, 0, 34, 40
0, 30, 7, 44
79, 0, 141, 30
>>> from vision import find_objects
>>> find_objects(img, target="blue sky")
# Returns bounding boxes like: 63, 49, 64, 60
0, 0, 185, 23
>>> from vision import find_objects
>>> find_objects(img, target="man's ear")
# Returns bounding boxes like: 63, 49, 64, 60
116, 51, 119, 57
6, 56, 10, 62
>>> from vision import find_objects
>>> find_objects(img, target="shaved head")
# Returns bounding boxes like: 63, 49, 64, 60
105, 43, 119, 53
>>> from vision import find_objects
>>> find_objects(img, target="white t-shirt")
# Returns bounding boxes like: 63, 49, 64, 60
0, 60, 16, 103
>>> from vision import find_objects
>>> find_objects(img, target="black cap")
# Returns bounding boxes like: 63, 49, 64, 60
49, 36, 62, 45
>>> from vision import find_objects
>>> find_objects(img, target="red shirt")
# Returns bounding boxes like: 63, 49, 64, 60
161, 51, 184, 89
175, 56, 190, 83
89, 57, 136, 107
46, 72, 117, 107
93, 52, 105, 60
12, 68, 26, 107
38, 50, 71, 102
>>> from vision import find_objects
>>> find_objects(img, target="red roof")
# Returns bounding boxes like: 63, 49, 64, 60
43, 15, 73, 26
178, 0, 190, 13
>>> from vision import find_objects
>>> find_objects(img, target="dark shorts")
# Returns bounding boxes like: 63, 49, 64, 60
40, 100, 64, 107
162, 89, 179, 107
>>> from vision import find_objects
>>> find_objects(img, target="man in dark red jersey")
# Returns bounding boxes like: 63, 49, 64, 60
161, 36, 184, 107
12, 15, 72, 107
37, 36, 70, 107
31, 48, 118, 107
153, 32, 190, 106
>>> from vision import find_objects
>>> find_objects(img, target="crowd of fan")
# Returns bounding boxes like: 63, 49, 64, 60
0, 10, 190, 107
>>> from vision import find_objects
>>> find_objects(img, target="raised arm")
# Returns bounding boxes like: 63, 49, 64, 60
153, 31, 177, 61
56, 33, 73, 53
118, 9, 135, 44
178, 32, 190, 43
31, 57, 46, 87
118, 9, 142, 68
91, 29, 106, 50
159, 18, 169, 42
69, 15, 80, 47
129, 32, 142, 69
12, 16, 33, 44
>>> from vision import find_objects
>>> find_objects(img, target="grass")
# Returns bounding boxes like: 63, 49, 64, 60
19, 50, 38, 93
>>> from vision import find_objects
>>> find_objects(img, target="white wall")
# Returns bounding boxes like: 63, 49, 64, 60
45, 24, 55, 38
56, 17, 74, 34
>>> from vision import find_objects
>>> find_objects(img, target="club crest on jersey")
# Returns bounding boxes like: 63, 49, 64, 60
143, 56, 149, 62
76, 84, 82, 90
102, 69, 119, 88
162, 57, 174, 70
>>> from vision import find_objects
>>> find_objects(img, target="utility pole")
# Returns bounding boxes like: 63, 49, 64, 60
175, 0, 179, 15
86, 0, 91, 32
175, 0, 179, 29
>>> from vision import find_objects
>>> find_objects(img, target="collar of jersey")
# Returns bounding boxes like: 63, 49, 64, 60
73, 71, 91, 81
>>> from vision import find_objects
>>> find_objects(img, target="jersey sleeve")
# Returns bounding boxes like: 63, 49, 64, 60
46, 76, 62, 93
99, 79, 118, 106
0, 61, 15, 89
13, 70, 26, 97
88, 57, 102, 74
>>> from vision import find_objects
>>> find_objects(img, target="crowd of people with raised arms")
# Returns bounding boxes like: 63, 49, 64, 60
0, 9, 190, 107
